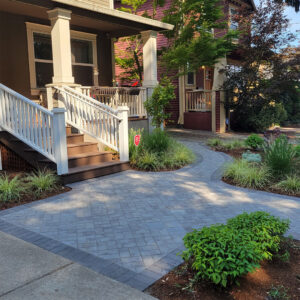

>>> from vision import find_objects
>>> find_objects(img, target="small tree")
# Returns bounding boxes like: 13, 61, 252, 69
161, 0, 238, 75
144, 77, 175, 128
223, 0, 300, 132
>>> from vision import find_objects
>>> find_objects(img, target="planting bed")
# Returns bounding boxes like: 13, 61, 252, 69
146, 240, 300, 300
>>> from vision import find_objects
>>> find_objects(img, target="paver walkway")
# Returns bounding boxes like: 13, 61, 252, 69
0, 139, 299, 291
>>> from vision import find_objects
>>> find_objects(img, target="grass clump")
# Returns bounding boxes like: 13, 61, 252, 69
0, 174, 24, 202
264, 135, 296, 176
223, 159, 270, 189
129, 128, 195, 171
274, 175, 300, 194
25, 169, 58, 197
206, 138, 245, 151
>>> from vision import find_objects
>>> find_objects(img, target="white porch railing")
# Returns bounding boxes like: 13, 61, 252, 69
185, 90, 212, 112
53, 86, 129, 160
0, 83, 68, 175
80, 86, 147, 118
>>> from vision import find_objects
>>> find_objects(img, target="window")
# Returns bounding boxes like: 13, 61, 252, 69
187, 72, 195, 85
26, 23, 98, 92
229, 7, 238, 30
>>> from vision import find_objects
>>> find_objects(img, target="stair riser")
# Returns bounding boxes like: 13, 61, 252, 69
66, 127, 72, 135
67, 135, 84, 144
68, 153, 113, 168
67, 144, 98, 156
62, 163, 130, 184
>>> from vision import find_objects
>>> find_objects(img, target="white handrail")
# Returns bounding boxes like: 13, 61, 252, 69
0, 83, 68, 175
55, 86, 123, 152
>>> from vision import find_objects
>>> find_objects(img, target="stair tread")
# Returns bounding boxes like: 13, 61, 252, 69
67, 133, 84, 137
68, 151, 113, 159
65, 161, 128, 174
67, 142, 98, 148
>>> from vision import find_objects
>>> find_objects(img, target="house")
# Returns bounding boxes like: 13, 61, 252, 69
114, 0, 256, 133
0, 0, 173, 182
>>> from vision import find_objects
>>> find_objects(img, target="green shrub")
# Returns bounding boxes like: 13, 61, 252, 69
182, 212, 290, 287
181, 224, 261, 287
144, 77, 175, 128
245, 134, 264, 149
275, 175, 300, 194
25, 169, 58, 197
0, 175, 24, 202
264, 135, 296, 176
227, 211, 290, 260
223, 160, 270, 188
268, 285, 290, 300
136, 151, 161, 171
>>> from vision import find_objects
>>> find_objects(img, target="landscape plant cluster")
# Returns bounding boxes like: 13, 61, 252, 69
0, 169, 59, 203
181, 211, 290, 287
129, 128, 195, 171
208, 134, 300, 195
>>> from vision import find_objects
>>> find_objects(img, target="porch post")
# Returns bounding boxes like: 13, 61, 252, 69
142, 30, 158, 132
47, 8, 74, 85
117, 106, 129, 161
212, 57, 227, 133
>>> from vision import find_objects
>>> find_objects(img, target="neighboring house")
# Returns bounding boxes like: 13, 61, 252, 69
0, 0, 172, 181
114, 0, 255, 132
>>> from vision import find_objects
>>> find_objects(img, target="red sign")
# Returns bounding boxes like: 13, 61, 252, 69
134, 135, 141, 146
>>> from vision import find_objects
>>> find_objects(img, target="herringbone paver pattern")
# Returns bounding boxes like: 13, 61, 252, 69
1, 140, 299, 276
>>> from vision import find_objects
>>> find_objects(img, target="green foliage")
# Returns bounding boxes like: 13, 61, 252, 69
25, 169, 58, 197
129, 128, 195, 171
268, 285, 290, 300
227, 211, 290, 260
245, 134, 264, 149
206, 138, 245, 151
181, 224, 261, 287
264, 135, 296, 176
162, 0, 237, 73
181, 212, 290, 287
144, 78, 175, 128
242, 150, 262, 163
294, 144, 300, 157
0, 175, 24, 202
274, 175, 300, 194
223, 160, 270, 188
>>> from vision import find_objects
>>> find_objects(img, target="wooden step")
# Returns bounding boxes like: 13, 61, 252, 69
66, 126, 72, 135
61, 161, 130, 184
67, 142, 98, 156
67, 133, 84, 144
68, 151, 113, 168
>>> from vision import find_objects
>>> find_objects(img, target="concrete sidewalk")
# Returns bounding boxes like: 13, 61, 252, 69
0, 231, 155, 300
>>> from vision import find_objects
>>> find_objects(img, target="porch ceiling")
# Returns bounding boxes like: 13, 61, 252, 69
0, 0, 173, 37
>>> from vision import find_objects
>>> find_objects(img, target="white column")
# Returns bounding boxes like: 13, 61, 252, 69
142, 31, 158, 132
52, 108, 68, 175
48, 8, 74, 85
117, 106, 129, 161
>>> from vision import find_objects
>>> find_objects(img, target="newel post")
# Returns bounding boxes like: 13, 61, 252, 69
117, 106, 129, 161
52, 108, 68, 175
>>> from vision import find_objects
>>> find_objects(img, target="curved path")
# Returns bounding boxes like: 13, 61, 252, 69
0, 139, 299, 291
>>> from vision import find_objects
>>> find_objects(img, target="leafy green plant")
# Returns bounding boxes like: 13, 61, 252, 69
294, 144, 300, 157
223, 159, 270, 188
181, 224, 261, 287
274, 175, 300, 194
264, 135, 296, 176
141, 129, 171, 153
144, 77, 175, 128
136, 151, 161, 171
268, 285, 290, 300
25, 169, 58, 197
227, 211, 290, 260
0, 174, 24, 202
245, 134, 264, 149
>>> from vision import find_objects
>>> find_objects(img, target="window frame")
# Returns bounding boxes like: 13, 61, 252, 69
229, 5, 239, 31
26, 22, 98, 94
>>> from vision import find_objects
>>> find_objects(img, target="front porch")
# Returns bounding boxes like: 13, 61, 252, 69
0, 0, 173, 180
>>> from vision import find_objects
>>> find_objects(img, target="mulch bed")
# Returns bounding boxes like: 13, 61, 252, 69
0, 171, 71, 211
146, 240, 300, 300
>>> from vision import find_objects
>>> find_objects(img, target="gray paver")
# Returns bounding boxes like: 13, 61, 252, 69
0, 139, 299, 289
